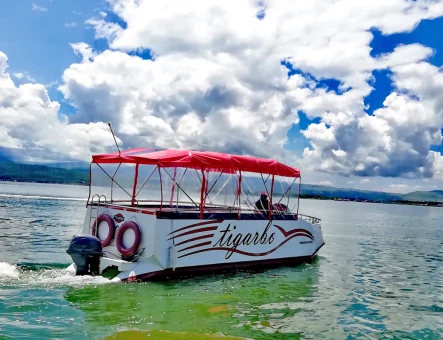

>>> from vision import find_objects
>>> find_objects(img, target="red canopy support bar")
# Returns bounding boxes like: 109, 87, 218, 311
268, 175, 275, 220
158, 167, 163, 213
87, 162, 92, 207
297, 176, 301, 217
199, 169, 206, 219
169, 167, 177, 208
131, 163, 139, 207
237, 171, 242, 220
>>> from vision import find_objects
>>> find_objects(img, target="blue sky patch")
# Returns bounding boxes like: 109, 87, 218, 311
370, 18, 443, 67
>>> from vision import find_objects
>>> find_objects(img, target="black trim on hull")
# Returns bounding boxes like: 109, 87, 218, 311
121, 242, 325, 282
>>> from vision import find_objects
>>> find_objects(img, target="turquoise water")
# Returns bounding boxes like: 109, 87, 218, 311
0, 182, 442, 339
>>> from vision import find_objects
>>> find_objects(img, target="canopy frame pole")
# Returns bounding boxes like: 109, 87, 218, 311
162, 168, 199, 208
169, 167, 177, 208
203, 169, 224, 203
131, 163, 139, 207
297, 176, 301, 217
87, 162, 92, 207
135, 166, 157, 198
237, 171, 242, 220
176, 168, 188, 208
199, 169, 206, 219
95, 163, 133, 199
275, 178, 297, 206
111, 163, 121, 203
268, 175, 275, 220
203, 170, 209, 208
158, 167, 163, 214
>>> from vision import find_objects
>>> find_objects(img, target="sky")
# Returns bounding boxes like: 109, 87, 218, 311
1, 0, 443, 193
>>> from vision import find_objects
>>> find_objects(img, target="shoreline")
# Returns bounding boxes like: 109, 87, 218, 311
299, 194, 443, 207
1, 180, 441, 207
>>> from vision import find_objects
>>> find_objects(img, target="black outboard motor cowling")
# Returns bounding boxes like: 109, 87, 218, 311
67, 235, 102, 275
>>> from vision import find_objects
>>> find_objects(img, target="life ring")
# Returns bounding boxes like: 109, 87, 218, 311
91, 214, 115, 247
115, 221, 141, 257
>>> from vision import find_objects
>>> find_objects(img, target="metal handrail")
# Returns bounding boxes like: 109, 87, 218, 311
299, 214, 321, 224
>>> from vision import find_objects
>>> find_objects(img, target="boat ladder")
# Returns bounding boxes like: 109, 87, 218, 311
89, 194, 107, 235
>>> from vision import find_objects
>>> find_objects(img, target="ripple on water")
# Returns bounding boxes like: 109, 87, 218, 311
0, 188, 442, 339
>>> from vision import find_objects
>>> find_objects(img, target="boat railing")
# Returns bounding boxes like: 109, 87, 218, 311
89, 194, 107, 233
86, 198, 319, 223
299, 214, 321, 224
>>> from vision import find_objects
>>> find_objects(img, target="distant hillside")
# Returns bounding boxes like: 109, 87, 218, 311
0, 155, 12, 163
402, 190, 443, 203
20, 161, 90, 171
299, 184, 402, 201
1, 160, 443, 203
0, 162, 88, 185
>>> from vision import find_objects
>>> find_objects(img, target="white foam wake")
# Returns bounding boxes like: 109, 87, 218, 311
0, 262, 112, 288
0, 262, 20, 280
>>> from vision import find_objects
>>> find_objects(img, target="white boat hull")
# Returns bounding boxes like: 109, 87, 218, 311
69, 205, 324, 282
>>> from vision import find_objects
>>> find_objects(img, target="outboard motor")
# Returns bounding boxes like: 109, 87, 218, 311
67, 235, 102, 275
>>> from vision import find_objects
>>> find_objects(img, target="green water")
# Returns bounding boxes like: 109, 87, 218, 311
0, 182, 442, 339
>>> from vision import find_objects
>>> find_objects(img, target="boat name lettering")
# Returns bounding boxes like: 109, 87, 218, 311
213, 221, 276, 259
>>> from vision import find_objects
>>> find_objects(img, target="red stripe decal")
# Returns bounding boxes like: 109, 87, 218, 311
274, 225, 313, 239
167, 220, 222, 236
178, 232, 313, 258
175, 234, 214, 247
178, 241, 212, 253
167, 226, 218, 240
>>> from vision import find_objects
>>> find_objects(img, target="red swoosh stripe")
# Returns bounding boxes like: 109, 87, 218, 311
167, 226, 218, 240
178, 232, 313, 259
175, 234, 214, 247
274, 225, 314, 240
178, 241, 212, 253
167, 220, 222, 236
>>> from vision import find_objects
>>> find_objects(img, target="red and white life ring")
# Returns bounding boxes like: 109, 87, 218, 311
92, 214, 115, 247
115, 221, 141, 257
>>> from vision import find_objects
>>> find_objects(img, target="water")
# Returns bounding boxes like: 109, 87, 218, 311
0, 182, 442, 339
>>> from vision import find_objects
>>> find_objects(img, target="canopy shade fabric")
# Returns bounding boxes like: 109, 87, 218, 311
92, 148, 300, 178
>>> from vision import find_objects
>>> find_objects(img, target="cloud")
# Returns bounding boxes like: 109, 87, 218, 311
8, 0, 443, 181
73, 10, 81, 15
0, 51, 119, 161
389, 183, 423, 193
12, 72, 36, 82
59, 46, 302, 160
31, 3, 47, 12
12, 72, 24, 80
360, 179, 371, 183
59, 0, 442, 172
65, 22, 77, 28
318, 181, 332, 186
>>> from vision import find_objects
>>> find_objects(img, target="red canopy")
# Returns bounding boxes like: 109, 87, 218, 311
92, 148, 300, 178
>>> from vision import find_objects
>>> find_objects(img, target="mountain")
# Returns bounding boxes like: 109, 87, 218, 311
19, 160, 90, 170
299, 184, 402, 201
0, 162, 88, 185
1, 160, 442, 203
0, 155, 12, 163
402, 190, 443, 203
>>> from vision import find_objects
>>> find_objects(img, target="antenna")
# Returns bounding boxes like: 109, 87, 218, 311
107, 121, 121, 155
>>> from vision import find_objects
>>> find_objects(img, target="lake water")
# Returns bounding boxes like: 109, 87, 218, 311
0, 181, 442, 339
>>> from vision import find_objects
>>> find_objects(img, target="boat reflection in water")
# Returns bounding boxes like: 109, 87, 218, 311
66, 148, 324, 282
64, 261, 321, 339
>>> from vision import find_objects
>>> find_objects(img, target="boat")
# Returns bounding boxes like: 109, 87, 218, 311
66, 148, 324, 282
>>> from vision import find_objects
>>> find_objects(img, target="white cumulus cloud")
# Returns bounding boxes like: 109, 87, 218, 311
4, 0, 443, 183
0, 51, 119, 161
